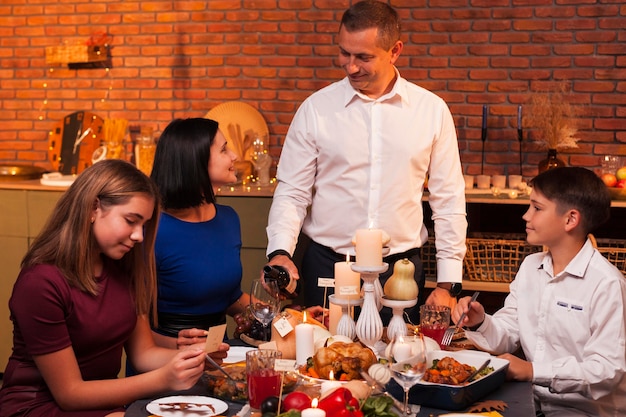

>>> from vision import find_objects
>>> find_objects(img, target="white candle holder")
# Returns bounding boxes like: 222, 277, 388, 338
351, 263, 388, 349
380, 297, 417, 341
328, 294, 363, 341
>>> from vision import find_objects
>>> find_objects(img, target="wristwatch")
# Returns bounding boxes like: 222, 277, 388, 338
436, 282, 462, 297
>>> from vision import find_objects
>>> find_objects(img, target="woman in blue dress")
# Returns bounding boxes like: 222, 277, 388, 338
148, 118, 249, 349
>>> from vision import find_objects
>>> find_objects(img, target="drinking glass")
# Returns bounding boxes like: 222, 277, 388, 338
249, 279, 280, 340
386, 334, 428, 415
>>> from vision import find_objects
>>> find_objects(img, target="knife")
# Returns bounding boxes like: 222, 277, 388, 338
466, 358, 491, 383
206, 353, 236, 382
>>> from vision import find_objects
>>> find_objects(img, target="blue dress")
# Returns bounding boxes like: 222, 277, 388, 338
153, 204, 243, 335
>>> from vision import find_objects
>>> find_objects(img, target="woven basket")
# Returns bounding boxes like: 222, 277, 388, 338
590, 235, 626, 275
464, 237, 543, 282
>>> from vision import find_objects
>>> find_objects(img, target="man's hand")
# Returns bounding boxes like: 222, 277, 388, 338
499, 353, 532, 381
262, 254, 299, 281
425, 287, 457, 310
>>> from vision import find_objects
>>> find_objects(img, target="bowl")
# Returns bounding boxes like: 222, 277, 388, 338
0, 164, 47, 182
608, 186, 626, 200
386, 350, 509, 411
203, 363, 298, 403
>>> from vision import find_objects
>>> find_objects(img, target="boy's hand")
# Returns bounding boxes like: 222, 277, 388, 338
452, 295, 485, 327
499, 353, 533, 381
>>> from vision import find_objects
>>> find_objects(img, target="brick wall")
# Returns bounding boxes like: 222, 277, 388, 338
1, 0, 625, 177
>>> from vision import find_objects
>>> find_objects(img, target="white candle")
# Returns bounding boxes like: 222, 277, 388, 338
393, 341, 412, 362
302, 399, 326, 417
320, 371, 342, 396
328, 302, 342, 335
334, 254, 360, 300
295, 312, 315, 366
355, 228, 383, 266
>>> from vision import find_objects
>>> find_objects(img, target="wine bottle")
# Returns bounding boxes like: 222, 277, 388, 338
263, 265, 298, 299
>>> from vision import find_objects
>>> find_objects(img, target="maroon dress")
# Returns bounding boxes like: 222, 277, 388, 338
0, 262, 136, 417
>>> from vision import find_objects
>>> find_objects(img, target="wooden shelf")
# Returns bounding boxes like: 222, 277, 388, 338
425, 278, 510, 293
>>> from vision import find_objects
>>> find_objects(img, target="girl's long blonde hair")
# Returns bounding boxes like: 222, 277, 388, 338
22, 159, 161, 316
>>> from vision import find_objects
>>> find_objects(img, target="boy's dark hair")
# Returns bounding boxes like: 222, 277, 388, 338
529, 166, 611, 234
340, 0, 401, 51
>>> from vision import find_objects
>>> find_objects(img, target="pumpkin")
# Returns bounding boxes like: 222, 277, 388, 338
383, 258, 418, 300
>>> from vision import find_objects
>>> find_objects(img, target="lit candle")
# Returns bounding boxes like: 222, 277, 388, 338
295, 312, 315, 366
393, 339, 412, 362
334, 253, 360, 300
320, 371, 342, 397
302, 399, 326, 417
355, 228, 383, 266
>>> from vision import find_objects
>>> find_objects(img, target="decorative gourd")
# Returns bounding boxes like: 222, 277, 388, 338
270, 308, 329, 360
383, 258, 418, 300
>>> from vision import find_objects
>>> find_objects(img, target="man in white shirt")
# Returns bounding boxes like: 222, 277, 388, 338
265, 0, 467, 322
455, 167, 626, 416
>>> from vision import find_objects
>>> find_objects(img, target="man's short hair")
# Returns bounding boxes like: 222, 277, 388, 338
339, 0, 401, 51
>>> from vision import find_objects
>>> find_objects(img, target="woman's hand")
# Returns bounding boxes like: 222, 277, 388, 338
205, 343, 230, 370
176, 328, 208, 349
305, 305, 328, 328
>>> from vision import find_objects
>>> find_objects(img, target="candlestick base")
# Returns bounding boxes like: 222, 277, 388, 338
352, 263, 388, 349
329, 295, 363, 340
380, 297, 417, 341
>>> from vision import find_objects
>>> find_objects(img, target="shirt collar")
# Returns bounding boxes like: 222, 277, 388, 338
538, 238, 595, 279
341, 67, 409, 107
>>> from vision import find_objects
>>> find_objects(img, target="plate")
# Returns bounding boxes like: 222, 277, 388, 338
40, 172, 77, 187
224, 346, 256, 364
146, 395, 228, 417
386, 350, 509, 411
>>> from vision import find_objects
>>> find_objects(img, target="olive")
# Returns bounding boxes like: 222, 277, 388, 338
260, 396, 280, 414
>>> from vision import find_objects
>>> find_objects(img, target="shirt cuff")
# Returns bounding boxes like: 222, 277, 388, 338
436, 258, 464, 284
267, 249, 292, 261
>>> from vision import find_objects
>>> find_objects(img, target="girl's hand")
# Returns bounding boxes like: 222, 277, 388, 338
164, 348, 207, 391
205, 343, 230, 370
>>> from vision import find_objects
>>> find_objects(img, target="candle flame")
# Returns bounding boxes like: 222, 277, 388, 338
329, 370, 335, 380
303, 310, 308, 323
312, 398, 319, 408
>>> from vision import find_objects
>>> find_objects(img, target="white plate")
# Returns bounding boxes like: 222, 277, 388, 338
224, 346, 256, 364
40, 172, 76, 187
146, 395, 228, 417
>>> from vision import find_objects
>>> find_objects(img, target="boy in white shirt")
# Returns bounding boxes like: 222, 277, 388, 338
454, 167, 626, 416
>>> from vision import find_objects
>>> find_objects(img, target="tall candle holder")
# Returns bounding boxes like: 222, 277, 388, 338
352, 263, 388, 349
328, 294, 362, 340
380, 297, 417, 341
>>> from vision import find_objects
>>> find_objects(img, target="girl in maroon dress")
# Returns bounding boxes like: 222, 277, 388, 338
0, 159, 228, 417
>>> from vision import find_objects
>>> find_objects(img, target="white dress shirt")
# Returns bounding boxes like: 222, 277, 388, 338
266, 71, 467, 283
467, 239, 626, 416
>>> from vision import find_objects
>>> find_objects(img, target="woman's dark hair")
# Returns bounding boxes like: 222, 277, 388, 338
151, 118, 219, 210
530, 166, 611, 233
340, 0, 401, 51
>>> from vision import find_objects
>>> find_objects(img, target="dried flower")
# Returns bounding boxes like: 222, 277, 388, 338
523, 84, 579, 151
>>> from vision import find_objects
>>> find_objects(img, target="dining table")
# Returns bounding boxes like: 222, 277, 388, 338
125, 373, 536, 417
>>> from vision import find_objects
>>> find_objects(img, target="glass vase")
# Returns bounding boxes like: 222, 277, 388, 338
538, 149, 566, 173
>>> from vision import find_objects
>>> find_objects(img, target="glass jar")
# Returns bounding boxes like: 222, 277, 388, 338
135, 127, 155, 176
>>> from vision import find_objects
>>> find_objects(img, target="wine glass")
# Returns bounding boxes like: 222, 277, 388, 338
386, 333, 428, 415
249, 278, 280, 341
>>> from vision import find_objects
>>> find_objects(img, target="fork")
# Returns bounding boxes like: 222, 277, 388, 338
440, 291, 480, 346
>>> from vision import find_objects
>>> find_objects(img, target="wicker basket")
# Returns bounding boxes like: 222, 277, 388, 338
591, 236, 626, 275
419, 237, 437, 280
464, 237, 543, 282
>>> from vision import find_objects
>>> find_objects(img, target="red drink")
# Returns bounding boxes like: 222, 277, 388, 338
247, 369, 281, 409
421, 325, 447, 348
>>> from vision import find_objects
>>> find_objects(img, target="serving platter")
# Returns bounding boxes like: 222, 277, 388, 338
386, 350, 509, 411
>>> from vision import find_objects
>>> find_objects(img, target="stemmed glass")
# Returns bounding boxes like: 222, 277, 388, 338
249, 278, 280, 341
386, 333, 428, 415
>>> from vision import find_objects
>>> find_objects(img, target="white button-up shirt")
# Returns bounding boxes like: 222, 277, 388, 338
267, 71, 467, 283
467, 240, 626, 416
